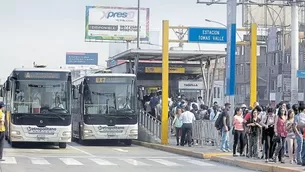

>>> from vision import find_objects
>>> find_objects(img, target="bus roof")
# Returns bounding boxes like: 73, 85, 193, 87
72, 73, 136, 83
13, 68, 71, 73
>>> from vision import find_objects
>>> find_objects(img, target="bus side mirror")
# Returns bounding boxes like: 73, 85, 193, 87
79, 84, 83, 94
72, 86, 78, 99
0, 88, 3, 97
5, 79, 10, 91
15, 81, 20, 93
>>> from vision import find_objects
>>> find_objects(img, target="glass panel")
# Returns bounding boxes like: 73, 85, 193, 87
13, 80, 70, 114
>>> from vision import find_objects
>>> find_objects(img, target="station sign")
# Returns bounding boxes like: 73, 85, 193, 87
188, 27, 227, 44
297, 70, 305, 78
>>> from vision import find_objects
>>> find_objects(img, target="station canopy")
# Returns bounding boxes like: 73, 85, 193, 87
108, 49, 226, 62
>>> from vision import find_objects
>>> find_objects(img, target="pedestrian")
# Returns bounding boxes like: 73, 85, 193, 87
172, 108, 183, 146
220, 103, 231, 152
286, 109, 297, 164
0, 102, 5, 161
246, 108, 262, 158
273, 107, 287, 163
179, 105, 195, 147
232, 107, 245, 157
261, 107, 276, 163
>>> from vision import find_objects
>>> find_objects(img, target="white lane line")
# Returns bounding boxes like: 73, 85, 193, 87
183, 159, 215, 166
113, 148, 129, 153
148, 159, 182, 166
67, 145, 95, 157
89, 158, 117, 166
121, 159, 149, 166
1, 157, 17, 164
30, 157, 50, 165
59, 158, 83, 165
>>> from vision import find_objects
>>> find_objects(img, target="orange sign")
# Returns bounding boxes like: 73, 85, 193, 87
144, 67, 185, 73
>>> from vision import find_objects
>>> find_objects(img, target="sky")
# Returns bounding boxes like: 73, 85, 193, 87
0, 0, 244, 82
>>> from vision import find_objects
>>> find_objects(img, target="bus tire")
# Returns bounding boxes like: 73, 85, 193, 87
124, 140, 132, 146
59, 143, 67, 149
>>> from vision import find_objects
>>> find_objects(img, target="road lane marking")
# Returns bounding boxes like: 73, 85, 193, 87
1, 157, 17, 164
67, 145, 95, 157
148, 159, 181, 166
113, 148, 129, 153
121, 159, 149, 166
183, 159, 215, 166
59, 158, 83, 165
30, 157, 50, 165
89, 158, 117, 166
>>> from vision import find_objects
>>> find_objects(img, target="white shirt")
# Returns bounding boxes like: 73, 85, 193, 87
179, 111, 196, 124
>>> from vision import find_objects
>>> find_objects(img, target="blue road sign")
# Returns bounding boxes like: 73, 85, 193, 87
297, 70, 305, 78
66, 52, 98, 65
188, 27, 227, 44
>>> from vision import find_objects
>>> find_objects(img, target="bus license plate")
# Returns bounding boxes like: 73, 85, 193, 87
107, 134, 118, 138
37, 135, 46, 141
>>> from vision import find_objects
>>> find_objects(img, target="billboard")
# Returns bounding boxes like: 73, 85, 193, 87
66, 52, 98, 65
242, 2, 305, 27
85, 6, 150, 41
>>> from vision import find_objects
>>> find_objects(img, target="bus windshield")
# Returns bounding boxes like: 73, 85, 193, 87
83, 79, 135, 115
13, 80, 70, 114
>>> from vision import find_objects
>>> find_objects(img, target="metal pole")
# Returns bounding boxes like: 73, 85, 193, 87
161, 20, 169, 145
209, 56, 219, 106
291, 0, 299, 104
137, 0, 140, 49
250, 23, 257, 106
281, 27, 285, 101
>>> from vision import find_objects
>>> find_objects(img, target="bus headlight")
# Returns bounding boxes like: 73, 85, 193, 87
11, 130, 20, 135
130, 129, 138, 134
62, 131, 71, 136
83, 129, 93, 133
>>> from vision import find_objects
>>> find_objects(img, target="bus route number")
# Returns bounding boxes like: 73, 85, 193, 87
96, 78, 106, 83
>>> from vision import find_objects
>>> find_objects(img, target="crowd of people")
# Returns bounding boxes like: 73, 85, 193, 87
141, 92, 305, 165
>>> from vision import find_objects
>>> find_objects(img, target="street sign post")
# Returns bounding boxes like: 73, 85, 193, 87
188, 27, 227, 43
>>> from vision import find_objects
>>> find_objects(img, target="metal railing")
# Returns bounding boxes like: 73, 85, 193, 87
138, 110, 172, 141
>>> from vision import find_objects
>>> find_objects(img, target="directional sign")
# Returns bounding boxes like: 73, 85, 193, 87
297, 70, 305, 78
188, 27, 227, 43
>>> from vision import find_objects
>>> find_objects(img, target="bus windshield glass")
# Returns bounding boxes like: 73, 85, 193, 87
83, 77, 135, 115
13, 80, 70, 114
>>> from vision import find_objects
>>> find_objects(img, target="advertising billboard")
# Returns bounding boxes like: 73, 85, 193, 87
85, 6, 150, 41
66, 52, 98, 65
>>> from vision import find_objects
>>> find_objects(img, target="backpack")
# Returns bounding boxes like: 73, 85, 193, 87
214, 112, 224, 130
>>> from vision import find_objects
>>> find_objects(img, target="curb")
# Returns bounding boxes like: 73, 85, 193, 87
210, 156, 302, 172
132, 140, 230, 159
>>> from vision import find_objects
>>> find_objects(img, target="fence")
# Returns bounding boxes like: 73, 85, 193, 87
192, 120, 222, 146
138, 110, 172, 140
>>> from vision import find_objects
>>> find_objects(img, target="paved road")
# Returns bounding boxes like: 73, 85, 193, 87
0, 141, 255, 172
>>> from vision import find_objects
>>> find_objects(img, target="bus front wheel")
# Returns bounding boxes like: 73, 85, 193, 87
59, 143, 67, 149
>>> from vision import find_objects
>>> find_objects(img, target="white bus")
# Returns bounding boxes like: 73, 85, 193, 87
1, 68, 72, 148
71, 73, 138, 145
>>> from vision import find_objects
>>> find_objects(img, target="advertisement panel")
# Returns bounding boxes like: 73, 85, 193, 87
85, 6, 150, 41
66, 52, 98, 65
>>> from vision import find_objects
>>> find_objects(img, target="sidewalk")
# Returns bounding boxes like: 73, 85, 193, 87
133, 139, 304, 172
132, 139, 231, 159
211, 156, 303, 172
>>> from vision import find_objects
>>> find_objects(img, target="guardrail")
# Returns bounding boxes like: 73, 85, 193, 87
192, 120, 221, 146
138, 111, 172, 141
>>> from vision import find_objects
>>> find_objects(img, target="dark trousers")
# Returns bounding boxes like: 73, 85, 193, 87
175, 127, 182, 144
0, 132, 4, 159
274, 136, 286, 162
233, 130, 244, 155
263, 129, 275, 159
181, 123, 192, 146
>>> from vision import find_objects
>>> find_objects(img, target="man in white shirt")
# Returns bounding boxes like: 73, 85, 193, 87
179, 105, 196, 147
